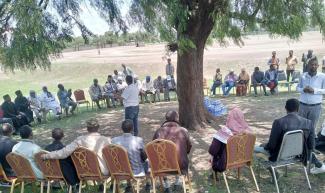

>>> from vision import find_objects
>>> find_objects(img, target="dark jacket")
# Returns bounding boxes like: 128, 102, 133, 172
153, 121, 192, 174
265, 69, 278, 82
264, 113, 314, 163
252, 71, 265, 84
0, 136, 17, 177
209, 138, 227, 172
1, 101, 19, 118
45, 140, 79, 185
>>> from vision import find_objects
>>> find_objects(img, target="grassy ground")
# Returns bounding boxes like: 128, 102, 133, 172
1, 92, 325, 193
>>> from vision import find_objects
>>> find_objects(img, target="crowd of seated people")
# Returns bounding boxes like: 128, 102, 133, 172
0, 110, 192, 193
210, 50, 316, 97
1, 102, 324, 193
0, 83, 78, 133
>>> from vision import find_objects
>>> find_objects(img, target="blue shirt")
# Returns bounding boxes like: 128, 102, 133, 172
12, 139, 43, 179
112, 133, 145, 175
297, 72, 325, 104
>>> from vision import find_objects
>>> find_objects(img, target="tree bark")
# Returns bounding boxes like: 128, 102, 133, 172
177, 43, 206, 130
177, 2, 216, 130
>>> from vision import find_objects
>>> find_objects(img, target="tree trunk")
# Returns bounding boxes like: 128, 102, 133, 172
176, 1, 216, 130
177, 43, 206, 130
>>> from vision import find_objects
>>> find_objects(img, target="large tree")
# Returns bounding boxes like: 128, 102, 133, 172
1, 0, 325, 129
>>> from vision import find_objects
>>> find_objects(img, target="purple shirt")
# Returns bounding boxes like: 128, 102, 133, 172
224, 74, 238, 82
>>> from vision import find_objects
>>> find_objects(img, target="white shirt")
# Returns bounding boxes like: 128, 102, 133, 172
122, 84, 140, 107
141, 80, 155, 92
296, 72, 325, 104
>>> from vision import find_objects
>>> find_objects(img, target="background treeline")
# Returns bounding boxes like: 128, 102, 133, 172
64, 31, 161, 52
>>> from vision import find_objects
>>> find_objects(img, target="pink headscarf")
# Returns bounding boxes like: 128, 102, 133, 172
214, 108, 251, 144
226, 107, 251, 134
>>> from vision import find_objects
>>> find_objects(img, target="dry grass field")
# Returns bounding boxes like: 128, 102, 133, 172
1, 31, 325, 193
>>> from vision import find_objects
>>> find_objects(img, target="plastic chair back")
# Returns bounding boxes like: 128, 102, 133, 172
276, 130, 304, 162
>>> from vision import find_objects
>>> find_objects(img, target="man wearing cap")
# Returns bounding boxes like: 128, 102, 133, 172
267, 51, 280, 69
221, 70, 238, 96
297, 56, 325, 135
42, 118, 111, 176
121, 75, 140, 136
28, 90, 45, 123
166, 58, 175, 76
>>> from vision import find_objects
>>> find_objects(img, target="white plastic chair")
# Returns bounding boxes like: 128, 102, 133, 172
270, 130, 311, 193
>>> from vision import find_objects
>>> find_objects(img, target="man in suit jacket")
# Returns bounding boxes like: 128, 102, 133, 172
0, 123, 17, 177
257, 98, 325, 174
42, 118, 111, 175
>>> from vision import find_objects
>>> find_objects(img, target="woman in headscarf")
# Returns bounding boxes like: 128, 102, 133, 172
236, 68, 250, 96
209, 107, 251, 173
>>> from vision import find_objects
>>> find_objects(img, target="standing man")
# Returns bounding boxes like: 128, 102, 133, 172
166, 58, 175, 76
267, 51, 280, 69
302, 50, 313, 73
297, 56, 325, 134
121, 75, 140, 136
286, 50, 298, 82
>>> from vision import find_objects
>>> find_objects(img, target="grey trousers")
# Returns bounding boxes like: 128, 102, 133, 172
299, 103, 322, 135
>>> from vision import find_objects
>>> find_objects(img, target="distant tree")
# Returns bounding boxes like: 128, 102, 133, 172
1, 0, 325, 129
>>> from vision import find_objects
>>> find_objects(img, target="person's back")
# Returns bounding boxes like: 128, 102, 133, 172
153, 111, 192, 174
42, 119, 111, 175
45, 128, 79, 185
0, 124, 17, 177
112, 120, 147, 176
264, 99, 314, 162
12, 125, 43, 179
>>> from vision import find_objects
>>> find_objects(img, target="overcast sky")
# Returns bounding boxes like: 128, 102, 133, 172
73, 1, 134, 36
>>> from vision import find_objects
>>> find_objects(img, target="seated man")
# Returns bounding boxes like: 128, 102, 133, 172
89, 78, 105, 109
103, 75, 118, 108
153, 110, 192, 191
210, 68, 222, 96
112, 120, 150, 191
57, 84, 77, 115
262, 64, 278, 95
113, 70, 125, 83
40, 86, 61, 119
252, 67, 267, 96
1, 94, 29, 133
153, 76, 164, 102
42, 118, 111, 176
222, 70, 238, 96
236, 68, 250, 96
0, 123, 17, 177
28, 90, 45, 123
45, 128, 79, 186
12, 125, 43, 179
255, 99, 325, 174
0, 106, 13, 126
141, 76, 157, 103
14, 90, 34, 123
163, 75, 177, 101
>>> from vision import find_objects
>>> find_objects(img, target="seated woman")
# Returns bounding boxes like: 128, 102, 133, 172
209, 108, 251, 173
236, 68, 250, 96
